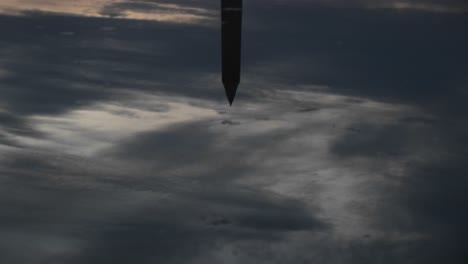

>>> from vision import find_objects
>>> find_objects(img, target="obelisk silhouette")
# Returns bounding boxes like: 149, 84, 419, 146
221, 0, 242, 105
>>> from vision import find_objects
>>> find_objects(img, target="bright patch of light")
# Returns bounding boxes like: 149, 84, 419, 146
9, 95, 218, 156
0, 0, 215, 24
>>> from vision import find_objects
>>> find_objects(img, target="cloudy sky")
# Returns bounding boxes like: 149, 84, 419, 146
0, 0, 467, 263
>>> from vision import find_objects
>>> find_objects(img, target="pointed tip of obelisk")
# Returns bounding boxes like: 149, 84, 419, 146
224, 82, 238, 106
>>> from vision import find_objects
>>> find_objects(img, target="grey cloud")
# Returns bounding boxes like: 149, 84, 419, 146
331, 122, 427, 158
329, 115, 468, 263
99, 0, 217, 20
0, 111, 42, 138
0, 123, 326, 263
2, 4, 466, 119
103, 122, 217, 163
0, 87, 333, 263
1, 1, 467, 263
242, 1, 468, 116
0, 12, 223, 118
280, 0, 468, 12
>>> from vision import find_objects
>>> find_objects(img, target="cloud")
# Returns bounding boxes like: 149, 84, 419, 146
0, 117, 326, 263
356, 0, 468, 13
327, 123, 468, 263
98, 0, 216, 24
0, 0, 216, 24
267, 0, 468, 13
0, 1, 467, 263
14, 95, 218, 156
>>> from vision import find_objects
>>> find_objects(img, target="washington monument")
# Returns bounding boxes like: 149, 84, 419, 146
221, 0, 243, 105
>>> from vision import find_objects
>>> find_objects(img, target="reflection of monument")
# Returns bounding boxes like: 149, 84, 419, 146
221, 0, 242, 105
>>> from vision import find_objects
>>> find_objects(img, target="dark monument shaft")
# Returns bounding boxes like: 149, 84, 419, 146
221, 0, 242, 105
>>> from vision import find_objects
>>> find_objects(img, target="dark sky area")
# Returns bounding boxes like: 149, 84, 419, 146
0, 0, 467, 263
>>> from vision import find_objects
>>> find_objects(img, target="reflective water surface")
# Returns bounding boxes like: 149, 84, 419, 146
0, 1, 467, 263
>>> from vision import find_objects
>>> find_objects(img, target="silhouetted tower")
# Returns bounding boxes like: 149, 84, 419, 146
221, 0, 242, 105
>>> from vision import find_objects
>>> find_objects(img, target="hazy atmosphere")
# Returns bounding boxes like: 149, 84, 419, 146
0, 0, 467, 263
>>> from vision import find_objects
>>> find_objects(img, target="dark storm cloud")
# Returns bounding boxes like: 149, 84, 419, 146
248, 2, 468, 263
371, 155, 468, 264
358, 0, 468, 12
242, 1, 468, 113
281, 0, 468, 12
0, 1, 467, 263
1, 3, 466, 117
329, 115, 468, 263
0, 121, 326, 264
0, 8, 325, 262
331, 122, 430, 158
0, 11, 224, 117
105, 122, 217, 162
0, 111, 41, 137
